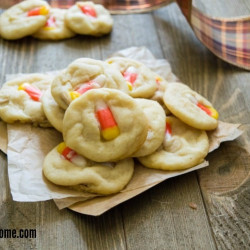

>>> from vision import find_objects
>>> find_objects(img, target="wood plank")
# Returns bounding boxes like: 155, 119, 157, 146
154, 2, 250, 249
122, 172, 216, 250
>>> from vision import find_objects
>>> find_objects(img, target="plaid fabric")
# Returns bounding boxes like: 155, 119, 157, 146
189, 6, 250, 70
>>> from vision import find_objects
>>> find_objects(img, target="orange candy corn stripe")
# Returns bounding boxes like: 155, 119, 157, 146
69, 83, 93, 100
165, 122, 172, 140
123, 71, 137, 85
155, 77, 162, 86
78, 4, 97, 17
197, 103, 219, 119
43, 16, 56, 30
96, 105, 120, 141
57, 142, 77, 161
69, 81, 100, 100
27, 6, 49, 17
18, 83, 42, 101
75, 83, 93, 94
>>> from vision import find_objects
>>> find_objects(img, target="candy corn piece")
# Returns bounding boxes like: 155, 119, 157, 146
69, 82, 95, 100
57, 142, 77, 161
127, 82, 133, 91
43, 16, 56, 30
155, 77, 162, 86
77, 3, 97, 17
76, 83, 93, 94
197, 103, 219, 119
165, 121, 172, 141
27, 6, 49, 17
96, 102, 120, 141
186, 93, 219, 119
123, 66, 138, 85
18, 83, 42, 101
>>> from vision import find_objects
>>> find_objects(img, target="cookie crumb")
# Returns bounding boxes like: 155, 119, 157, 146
189, 202, 197, 209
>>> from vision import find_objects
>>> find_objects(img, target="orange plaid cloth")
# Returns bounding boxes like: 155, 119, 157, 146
177, 0, 250, 70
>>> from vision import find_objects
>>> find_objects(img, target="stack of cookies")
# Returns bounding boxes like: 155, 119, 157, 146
0, 0, 113, 40
0, 57, 219, 195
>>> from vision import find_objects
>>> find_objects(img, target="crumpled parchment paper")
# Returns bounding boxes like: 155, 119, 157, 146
0, 47, 243, 216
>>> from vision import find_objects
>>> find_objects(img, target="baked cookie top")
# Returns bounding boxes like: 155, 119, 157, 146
150, 77, 171, 115
163, 82, 219, 130
0, 74, 52, 126
51, 58, 129, 110
32, 8, 76, 40
132, 99, 166, 157
0, 0, 50, 40
43, 142, 134, 195
65, 1, 113, 36
63, 88, 148, 162
42, 87, 64, 132
106, 57, 158, 98
138, 116, 209, 170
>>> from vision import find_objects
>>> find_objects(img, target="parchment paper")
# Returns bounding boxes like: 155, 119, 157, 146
0, 47, 243, 216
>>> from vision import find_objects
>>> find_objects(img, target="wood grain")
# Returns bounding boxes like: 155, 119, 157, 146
122, 173, 216, 250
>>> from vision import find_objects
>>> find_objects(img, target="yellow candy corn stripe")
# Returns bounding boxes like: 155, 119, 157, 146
40, 6, 49, 15
57, 142, 66, 154
101, 126, 120, 141
127, 82, 133, 91
69, 91, 80, 100
209, 107, 219, 119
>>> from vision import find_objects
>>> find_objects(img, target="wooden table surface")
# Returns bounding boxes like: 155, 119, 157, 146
0, 1, 249, 249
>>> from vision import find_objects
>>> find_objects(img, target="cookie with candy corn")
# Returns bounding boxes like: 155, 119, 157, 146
32, 8, 76, 40
0, 74, 52, 126
43, 142, 134, 195
132, 99, 166, 157
138, 116, 209, 170
63, 88, 148, 162
51, 58, 129, 110
163, 82, 219, 130
106, 57, 157, 98
65, 1, 113, 36
0, 0, 50, 40
150, 77, 172, 115
42, 87, 65, 132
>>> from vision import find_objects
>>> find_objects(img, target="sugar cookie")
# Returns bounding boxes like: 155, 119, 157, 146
0, 74, 52, 126
132, 99, 166, 157
65, 1, 113, 36
138, 116, 209, 170
106, 57, 158, 98
163, 82, 219, 130
150, 77, 171, 114
51, 58, 129, 110
32, 8, 76, 40
43, 142, 134, 195
0, 0, 50, 40
63, 88, 148, 162
42, 87, 64, 132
